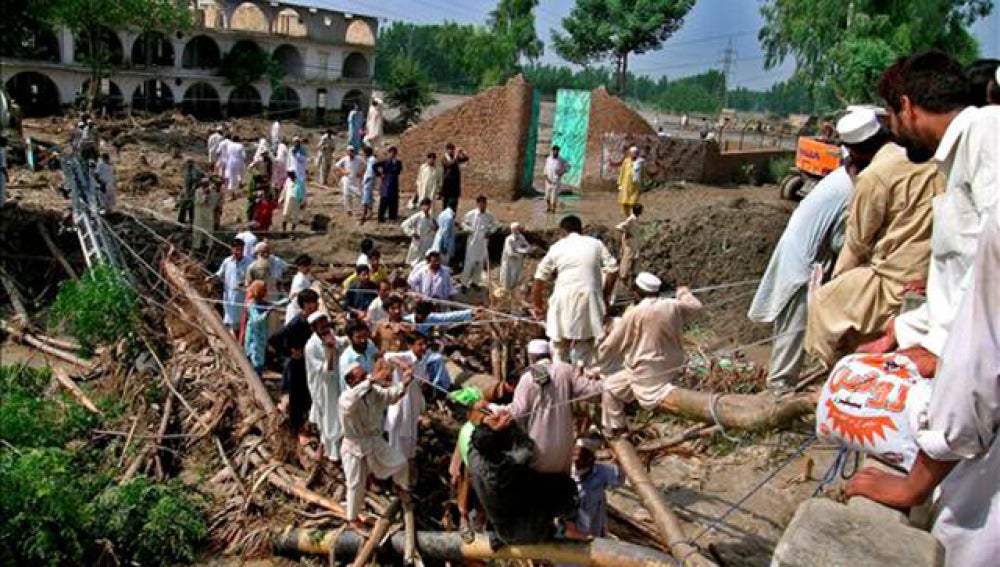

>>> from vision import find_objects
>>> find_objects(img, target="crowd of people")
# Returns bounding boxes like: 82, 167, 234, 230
192, 52, 999, 561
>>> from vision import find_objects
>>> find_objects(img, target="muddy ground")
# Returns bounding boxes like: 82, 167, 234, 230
0, 111, 837, 567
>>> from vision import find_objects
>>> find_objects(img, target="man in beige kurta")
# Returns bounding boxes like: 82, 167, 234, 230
806, 138, 942, 368
615, 204, 643, 283
599, 273, 703, 432
492, 340, 603, 474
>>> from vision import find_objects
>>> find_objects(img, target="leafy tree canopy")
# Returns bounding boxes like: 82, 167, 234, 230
383, 57, 436, 128
759, 0, 993, 102
488, 0, 544, 62
552, 0, 696, 92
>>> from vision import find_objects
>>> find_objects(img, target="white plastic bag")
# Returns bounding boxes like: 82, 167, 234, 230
815, 353, 932, 470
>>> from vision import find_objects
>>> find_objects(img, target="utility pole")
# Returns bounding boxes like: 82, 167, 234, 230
718, 36, 736, 109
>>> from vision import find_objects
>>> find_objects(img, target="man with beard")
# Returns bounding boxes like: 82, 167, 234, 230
860, 51, 1000, 378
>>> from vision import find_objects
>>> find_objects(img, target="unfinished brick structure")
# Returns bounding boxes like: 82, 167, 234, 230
396, 75, 533, 202
581, 87, 656, 192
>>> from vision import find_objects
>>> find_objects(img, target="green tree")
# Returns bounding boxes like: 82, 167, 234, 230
759, 0, 993, 103
47, 0, 191, 110
217, 42, 284, 89
488, 0, 544, 63
551, 0, 696, 94
383, 57, 436, 128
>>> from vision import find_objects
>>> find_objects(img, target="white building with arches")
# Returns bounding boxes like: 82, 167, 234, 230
1, 0, 377, 124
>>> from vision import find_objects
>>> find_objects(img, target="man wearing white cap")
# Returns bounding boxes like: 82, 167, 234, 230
491, 338, 602, 474
532, 215, 618, 365
806, 108, 942, 368
748, 133, 854, 390
599, 272, 702, 434
244, 241, 289, 298
498, 222, 532, 292
339, 359, 413, 528
304, 312, 350, 461
207, 126, 224, 162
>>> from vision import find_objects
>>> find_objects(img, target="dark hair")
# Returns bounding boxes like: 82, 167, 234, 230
287, 171, 297, 180
378, 279, 392, 289
295, 253, 313, 267
369, 249, 381, 259
426, 250, 441, 259
414, 301, 433, 317
552, 145, 560, 152
426, 151, 437, 159
877, 51, 972, 113
444, 199, 458, 210
297, 288, 319, 307
632, 204, 644, 216
559, 215, 583, 234
387, 146, 398, 153
844, 129, 890, 156
362, 146, 374, 157
360, 238, 374, 253
355, 264, 370, 274
232, 238, 245, 247
405, 332, 426, 346
419, 198, 432, 206
346, 318, 369, 336
445, 142, 456, 150
476, 195, 487, 203
966, 58, 1000, 107
385, 295, 405, 309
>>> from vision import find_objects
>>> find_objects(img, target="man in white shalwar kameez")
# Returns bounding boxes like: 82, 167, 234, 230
363, 99, 384, 147
491, 340, 603, 474
339, 360, 412, 527
748, 166, 853, 390
599, 273, 703, 433
207, 126, 223, 162
499, 222, 532, 291
335, 146, 365, 215
304, 312, 350, 461
401, 198, 437, 266
223, 135, 246, 195
284, 254, 314, 326
846, 212, 1000, 567
460, 196, 500, 288
382, 333, 430, 461
209, 238, 251, 334
414, 152, 441, 208
543, 146, 569, 213
532, 215, 618, 365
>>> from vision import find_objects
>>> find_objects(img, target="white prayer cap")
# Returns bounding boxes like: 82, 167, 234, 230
527, 339, 551, 355
635, 272, 661, 293
510, 222, 521, 231
845, 104, 887, 117
254, 241, 268, 253
836, 109, 881, 145
345, 361, 364, 375
628, 145, 639, 153
307, 312, 328, 325
425, 248, 440, 257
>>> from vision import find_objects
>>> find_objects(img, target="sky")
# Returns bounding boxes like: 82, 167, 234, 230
317, 0, 998, 89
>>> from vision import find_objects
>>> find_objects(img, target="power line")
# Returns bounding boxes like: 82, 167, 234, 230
718, 37, 737, 108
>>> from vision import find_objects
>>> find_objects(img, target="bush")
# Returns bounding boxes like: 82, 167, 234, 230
91, 477, 207, 566
0, 448, 93, 566
0, 366, 99, 448
50, 265, 140, 355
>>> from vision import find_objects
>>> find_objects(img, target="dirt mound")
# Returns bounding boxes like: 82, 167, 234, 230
638, 198, 792, 342
582, 87, 656, 193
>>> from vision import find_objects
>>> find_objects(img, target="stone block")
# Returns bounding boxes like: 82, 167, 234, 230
772, 498, 944, 567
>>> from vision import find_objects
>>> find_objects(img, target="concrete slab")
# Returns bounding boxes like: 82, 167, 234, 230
772, 498, 943, 567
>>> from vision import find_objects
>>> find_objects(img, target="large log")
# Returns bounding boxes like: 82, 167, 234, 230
52, 368, 101, 414
162, 257, 276, 416
274, 529, 675, 567
36, 222, 79, 280
351, 498, 401, 567
659, 388, 815, 432
608, 438, 715, 567
1, 320, 94, 371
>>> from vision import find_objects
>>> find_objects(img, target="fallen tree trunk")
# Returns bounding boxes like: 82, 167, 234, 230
36, 222, 79, 280
53, 368, 102, 414
1, 320, 94, 370
274, 529, 675, 567
608, 438, 715, 567
658, 388, 815, 432
162, 257, 276, 416
265, 469, 350, 520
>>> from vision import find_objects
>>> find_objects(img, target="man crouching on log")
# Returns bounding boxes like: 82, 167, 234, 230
599, 272, 703, 436
467, 409, 591, 549
339, 360, 415, 531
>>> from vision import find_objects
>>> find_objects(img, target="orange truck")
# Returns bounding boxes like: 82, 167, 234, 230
779, 136, 843, 200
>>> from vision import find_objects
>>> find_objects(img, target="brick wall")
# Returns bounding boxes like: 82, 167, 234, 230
581, 87, 656, 193
396, 75, 533, 202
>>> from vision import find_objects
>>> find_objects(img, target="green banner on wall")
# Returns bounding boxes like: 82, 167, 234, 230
550, 89, 591, 188
521, 87, 541, 194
